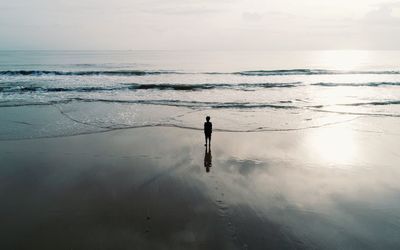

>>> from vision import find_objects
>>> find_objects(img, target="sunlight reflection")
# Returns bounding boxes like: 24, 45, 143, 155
317, 50, 371, 70
320, 86, 359, 106
307, 125, 357, 166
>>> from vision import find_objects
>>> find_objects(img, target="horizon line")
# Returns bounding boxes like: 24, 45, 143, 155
1, 49, 400, 52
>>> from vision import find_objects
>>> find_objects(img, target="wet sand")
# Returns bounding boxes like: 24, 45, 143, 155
1, 121, 400, 249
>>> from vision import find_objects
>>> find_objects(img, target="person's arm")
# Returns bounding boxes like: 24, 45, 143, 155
204, 122, 206, 133
211, 123, 212, 133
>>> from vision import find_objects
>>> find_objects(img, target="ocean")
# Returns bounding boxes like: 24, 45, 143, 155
1, 50, 400, 140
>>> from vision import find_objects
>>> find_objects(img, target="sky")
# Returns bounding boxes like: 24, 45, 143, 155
0, 0, 399, 50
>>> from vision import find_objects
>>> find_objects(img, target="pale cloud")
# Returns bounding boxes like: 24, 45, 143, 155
363, 1, 400, 24
0, 0, 399, 50
242, 12, 264, 22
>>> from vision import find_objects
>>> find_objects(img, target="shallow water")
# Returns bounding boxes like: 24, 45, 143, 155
1, 126, 400, 249
1, 50, 400, 140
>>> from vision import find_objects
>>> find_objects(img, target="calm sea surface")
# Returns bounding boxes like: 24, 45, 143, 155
1, 50, 400, 139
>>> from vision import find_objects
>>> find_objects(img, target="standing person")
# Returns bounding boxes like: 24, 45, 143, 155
204, 116, 212, 147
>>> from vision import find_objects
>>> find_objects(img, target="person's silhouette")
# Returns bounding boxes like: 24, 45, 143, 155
204, 116, 212, 147
204, 147, 212, 173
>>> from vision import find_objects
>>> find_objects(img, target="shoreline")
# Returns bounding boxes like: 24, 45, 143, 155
0, 113, 365, 142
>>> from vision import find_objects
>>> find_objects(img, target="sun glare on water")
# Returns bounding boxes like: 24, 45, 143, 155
306, 51, 368, 166
316, 50, 371, 71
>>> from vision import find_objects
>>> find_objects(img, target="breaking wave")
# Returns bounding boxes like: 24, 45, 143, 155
0, 82, 302, 93
342, 100, 400, 106
0, 98, 298, 109
2, 97, 400, 109
312, 82, 400, 87
3, 81, 400, 94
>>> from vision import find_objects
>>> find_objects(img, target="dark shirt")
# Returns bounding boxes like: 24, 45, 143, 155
204, 122, 212, 135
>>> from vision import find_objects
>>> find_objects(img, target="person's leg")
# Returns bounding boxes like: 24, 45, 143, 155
209, 135, 211, 146
205, 134, 207, 146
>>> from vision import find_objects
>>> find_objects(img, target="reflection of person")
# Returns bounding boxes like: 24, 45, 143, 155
204, 147, 212, 173
204, 116, 212, 147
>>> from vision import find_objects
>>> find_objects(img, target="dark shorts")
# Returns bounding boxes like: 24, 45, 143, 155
205, 133, 211, 138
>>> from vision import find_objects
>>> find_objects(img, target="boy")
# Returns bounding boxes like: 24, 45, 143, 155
204, 116, 212, 147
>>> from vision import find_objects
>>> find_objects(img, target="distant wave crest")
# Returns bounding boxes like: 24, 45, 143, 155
234, 69, 400, 76
0, 70, 179, 76
2, 69, 400, 76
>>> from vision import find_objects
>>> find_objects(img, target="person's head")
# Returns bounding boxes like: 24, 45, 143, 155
206, 116, 210, 122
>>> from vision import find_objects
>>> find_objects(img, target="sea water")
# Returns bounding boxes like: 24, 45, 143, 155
1, 50, 400, 140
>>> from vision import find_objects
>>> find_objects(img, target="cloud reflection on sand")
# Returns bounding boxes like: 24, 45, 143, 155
1, 121, 400, 249
208, 123, 400, 248
306, 124, 357, 166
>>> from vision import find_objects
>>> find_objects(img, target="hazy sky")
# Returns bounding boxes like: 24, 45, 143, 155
1, 0, 399, 50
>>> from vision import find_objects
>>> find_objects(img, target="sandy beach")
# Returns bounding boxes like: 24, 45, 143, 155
2, 0, 400, 247
1, 116, 400, 249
